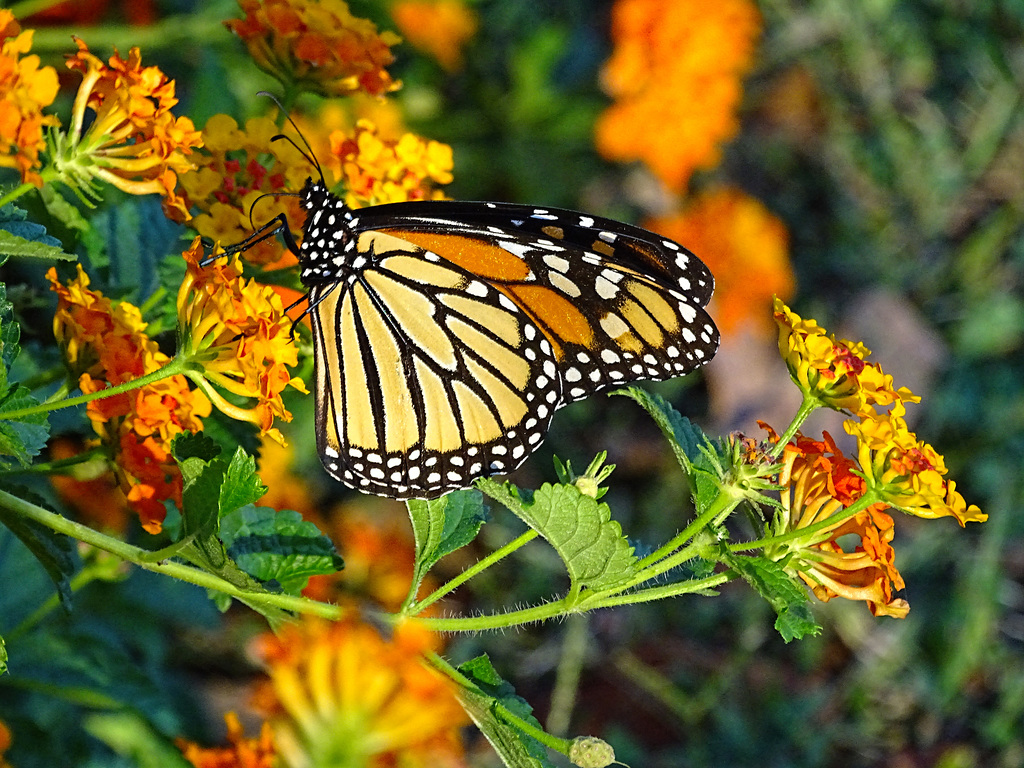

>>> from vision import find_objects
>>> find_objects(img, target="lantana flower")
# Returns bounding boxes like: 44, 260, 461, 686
172, 113, 318, 266
48, 38, 201, 218
774, 297, 920, 418
225, 0, 401, 98
648, 189, 794, 337
594, 0, 761, 191
328, 118, 454, 208
845, 404, 986, 526
0, 11, 59, 185
390, 0, 478, 72
48, 265, 211, 533
250, 618, 468, 768
178, 712, 276, 768
177, 238, 307, 444
766, 426, 910, 618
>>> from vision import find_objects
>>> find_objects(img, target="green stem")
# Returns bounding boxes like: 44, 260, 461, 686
428, 652, 574, 757
584, 571, 734, 610
0, 489, 345, 621
405, 530, 538, 615
0, 446, 105, 476
0, 357, 190, 421
728, 490, 883, 554
414, 595, 570, 633
768, 392, 821, 459
0, 180, 38, 211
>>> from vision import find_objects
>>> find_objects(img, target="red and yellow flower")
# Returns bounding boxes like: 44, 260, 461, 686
51, 38, 201, 218
48, 265, 211, 533
177, 239, 307, 444
0, 11, 60, 185
767, 426, 909, 618
250, 617, 467, 768
774, 297, 920, 418
226, 0, 401, 98
649, 189, 794, 337
595, 0, 761, 192
845, 404, 986, 526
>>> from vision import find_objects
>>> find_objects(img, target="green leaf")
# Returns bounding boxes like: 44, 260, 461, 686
220, 505, 343, 595
0, 287, 49, 467
723, 553, 821, 642
407, 489, 487, 594
0, 204, 73, 261
171, 430, 221, 463
457, 655, 555, 768
480, 480, 637, 593
0, 495, 76, 609
84, 711, 193, 768
39, 184, 92, 237
0, 634, 7, 675
219, 447, 268, 518
612, 386, 720, 513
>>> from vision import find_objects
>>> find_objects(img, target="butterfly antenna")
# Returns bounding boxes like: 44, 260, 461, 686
246, 190, 300, 231
258, 90, 325, 185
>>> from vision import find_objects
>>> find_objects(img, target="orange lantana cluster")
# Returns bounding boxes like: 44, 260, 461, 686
327, 118, 454, 207
178, 713, 276, 768
56, 39, 202, 218
226, 0, 401, 98
595, 0, 761, 192
177, 239, 307, 444
47, 265, 211, 533
759, 301, 985, 616
0, 10, 59, 185
648, 188, 794, 336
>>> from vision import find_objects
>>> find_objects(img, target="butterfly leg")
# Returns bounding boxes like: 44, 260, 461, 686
199, 213, 303, 266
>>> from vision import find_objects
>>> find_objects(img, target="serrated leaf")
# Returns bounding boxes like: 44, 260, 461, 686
613, 386, 721, 513
220, 505, 343, 594
407, 490, 487, 593
613, 386, 706, 472
1, 634, 7, 675
0, 498, 76, 609
481, 480, 637, 592
171, 430, 221, 464
723, 553, 822, 642
219, 447, 267, 518
457, 655, 555, 768
0, 387, 50, 466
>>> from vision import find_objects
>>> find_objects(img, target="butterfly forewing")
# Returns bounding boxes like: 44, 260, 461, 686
292, 180, 718, 499
309, 230, 560, 498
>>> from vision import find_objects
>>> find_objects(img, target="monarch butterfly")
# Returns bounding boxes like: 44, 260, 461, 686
221, 162, 719, 500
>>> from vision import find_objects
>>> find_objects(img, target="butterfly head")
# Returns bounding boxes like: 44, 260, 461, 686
297, 177, 359, 287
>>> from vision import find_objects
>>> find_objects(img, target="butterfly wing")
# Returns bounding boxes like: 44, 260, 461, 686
310, 229, 561, 498
349, 201, 719, 407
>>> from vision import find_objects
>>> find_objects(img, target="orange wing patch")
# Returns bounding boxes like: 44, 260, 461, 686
505, 284, 594, 356
389, 231, 532, 281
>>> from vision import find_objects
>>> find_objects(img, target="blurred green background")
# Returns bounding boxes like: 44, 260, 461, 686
2, 1, 1023, 766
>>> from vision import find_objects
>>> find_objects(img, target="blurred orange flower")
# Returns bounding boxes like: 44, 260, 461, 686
226, 0, 401, 98
53, 38, 201, 217
48, 265, 211, 533
0, 719, 11, 768
768, 427, 910, 618
177, 239, 307, 444
391, 0, 478, 71
48, 436, 129, 533
178, 712, 276, 768
648, 188, 793, 337
595, 0, 760, 192
0, 11, 60, 185
250, 617, 467, 768
25, 0, 157, 26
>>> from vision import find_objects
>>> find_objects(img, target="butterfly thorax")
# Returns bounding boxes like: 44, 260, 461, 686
297, 178, 360, 287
